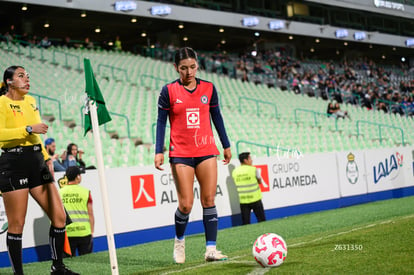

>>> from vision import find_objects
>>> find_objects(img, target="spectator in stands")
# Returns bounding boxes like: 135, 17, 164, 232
28, 34, 39, 46
61, 36, 71, 48
231, 152, 266, 225
45, 138, 66, 172
291, 74, 301, 94
198, 53, 207, 70
83, 37, 94, 50
236, 61, 249, 82
63, 143, 85, 170
327, 100, 350, 120
154, 47, 232, 264
114, 35, 122, 51
2, 31, 14, 43
0, 65, 79, 275
20, 32, 30, 46
252, 62, 265, 85
39, 36, 52, 48
59, 166, 94, 257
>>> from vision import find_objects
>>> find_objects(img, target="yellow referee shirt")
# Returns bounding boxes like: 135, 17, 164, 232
0, 94, 49, 160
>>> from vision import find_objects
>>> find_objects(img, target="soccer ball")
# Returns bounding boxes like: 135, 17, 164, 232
252, 233, 287, 267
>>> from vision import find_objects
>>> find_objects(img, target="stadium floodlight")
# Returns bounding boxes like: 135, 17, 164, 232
353, 32, 366, 41
114, 1, 137, 12
242, 17, 259, 27
150, 5, 171, 16
335, 29, 348, 39
405, 38, 414, 47
268, 20, 285, 30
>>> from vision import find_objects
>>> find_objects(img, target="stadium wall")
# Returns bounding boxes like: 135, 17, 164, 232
0, 146, 413, 266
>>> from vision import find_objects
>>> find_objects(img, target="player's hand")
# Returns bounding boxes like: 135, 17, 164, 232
222, 147, 232, 165
31, 123, 48, 134
154, 153, 164, 170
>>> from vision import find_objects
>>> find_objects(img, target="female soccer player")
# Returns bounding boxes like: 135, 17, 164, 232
0, 66, 78, 275
154, 47, 232, 264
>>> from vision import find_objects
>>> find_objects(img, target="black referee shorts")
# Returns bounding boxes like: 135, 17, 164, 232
0, 145, 53, 193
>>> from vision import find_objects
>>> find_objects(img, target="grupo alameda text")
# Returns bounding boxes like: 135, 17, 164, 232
271, 162, 318, 188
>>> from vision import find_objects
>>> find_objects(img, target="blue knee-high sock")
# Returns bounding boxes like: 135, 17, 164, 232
7, 232, 23, 275
203, 206, 218, 247
175, 208, 189, 240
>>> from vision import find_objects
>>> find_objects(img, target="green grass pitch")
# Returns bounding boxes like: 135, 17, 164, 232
1, 196, 413, 274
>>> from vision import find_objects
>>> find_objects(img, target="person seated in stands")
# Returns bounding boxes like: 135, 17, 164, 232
236, 61, 249, 82
45, 138, 66, 172
39, 36, 51, 48
377, 101, 388, 113
252, 63, 265, 85
327, 100, 350, 120
63, 143, 84, 169
291, 74, 301, 94
390, 93, 405, 116
83, 37, 94, 50
402, 95, 414, 116
63, 143, 95, 170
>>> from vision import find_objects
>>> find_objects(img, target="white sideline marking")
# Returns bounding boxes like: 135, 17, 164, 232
289, 214, 414, 248
160, 214, 414, 275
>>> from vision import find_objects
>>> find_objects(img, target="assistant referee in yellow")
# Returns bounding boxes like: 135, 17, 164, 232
0, 65, 79, 275
232, 152, 266, 225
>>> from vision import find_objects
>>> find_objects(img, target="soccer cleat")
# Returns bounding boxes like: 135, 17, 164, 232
173, 238, 185, 264
204, 246, 228, 262
50, 264, 80, 275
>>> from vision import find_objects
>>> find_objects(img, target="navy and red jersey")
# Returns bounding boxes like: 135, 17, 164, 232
156, 78, 230, 157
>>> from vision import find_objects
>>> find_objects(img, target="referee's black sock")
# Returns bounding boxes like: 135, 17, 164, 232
7, 232, 23, 275
49, 225, 65, 267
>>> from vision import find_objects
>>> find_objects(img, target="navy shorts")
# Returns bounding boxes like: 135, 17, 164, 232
169, 155, 216, 168
0, 145, 53, 193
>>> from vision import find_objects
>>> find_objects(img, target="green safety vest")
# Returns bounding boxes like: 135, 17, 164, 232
59, 184, 92, 237
232, 165, 262, 204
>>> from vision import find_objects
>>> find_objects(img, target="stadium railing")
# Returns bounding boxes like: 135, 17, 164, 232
356, 120, 405, 146
294, 108, 340, 131
238, 96, 279, 119
97, 64, 129, 82
235, 140, 301, 158
51, 50, 81, 71
31, 93, 62, 121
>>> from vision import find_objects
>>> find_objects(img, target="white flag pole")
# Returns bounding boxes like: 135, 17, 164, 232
88, 99, 119, 275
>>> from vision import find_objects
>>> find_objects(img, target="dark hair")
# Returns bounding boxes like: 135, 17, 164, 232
174, 47, 197, 66
1, 65, 24, 95
238, 152, 250, 163
66, 143, 77, 157
65, 166, 82, 181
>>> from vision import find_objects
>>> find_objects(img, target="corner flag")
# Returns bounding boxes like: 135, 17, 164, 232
83, 58, 111, 136
83, 58, 119, 274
